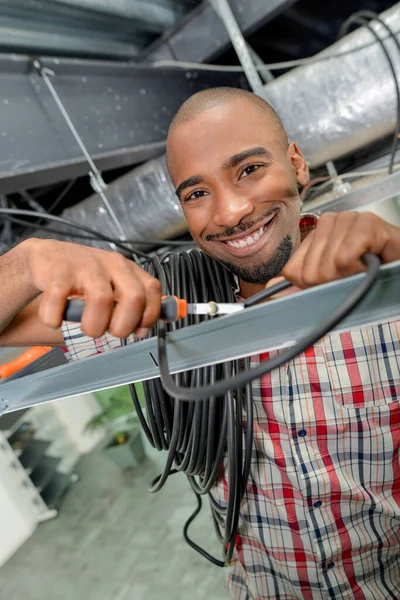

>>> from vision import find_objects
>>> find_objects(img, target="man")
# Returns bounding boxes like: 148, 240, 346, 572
1, 87, 400, 599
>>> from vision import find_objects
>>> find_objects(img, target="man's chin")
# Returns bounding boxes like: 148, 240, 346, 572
215, 234, 293, 285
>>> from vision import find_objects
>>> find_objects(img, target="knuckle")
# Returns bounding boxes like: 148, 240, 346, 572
358, 211, 376, 222
92, 291, 114, 309
47, 284, 70, 300
335, 252, 351, 272
302, 271, 317, 287
319, 212, 336, 225
113, 252, 130, 268
145, 277, 162, 294
122, 288, 146, 307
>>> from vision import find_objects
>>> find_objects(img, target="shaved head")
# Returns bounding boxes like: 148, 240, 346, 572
168, 86, 288, 149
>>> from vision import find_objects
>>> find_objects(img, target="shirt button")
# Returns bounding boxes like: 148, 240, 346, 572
313, 500, 322, 508
327, 562, 335, 569
298, 429, 307, 437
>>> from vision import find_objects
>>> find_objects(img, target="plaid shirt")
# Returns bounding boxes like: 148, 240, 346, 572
62, 216, 400, 600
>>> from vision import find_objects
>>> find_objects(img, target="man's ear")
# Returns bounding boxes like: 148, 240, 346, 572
287, 142, 309, 187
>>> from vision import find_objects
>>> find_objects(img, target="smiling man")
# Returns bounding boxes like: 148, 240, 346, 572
1, 87, 400, 600
166, 87, 309, 300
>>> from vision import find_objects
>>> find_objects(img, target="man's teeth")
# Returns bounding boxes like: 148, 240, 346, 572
226, 225, 265, 249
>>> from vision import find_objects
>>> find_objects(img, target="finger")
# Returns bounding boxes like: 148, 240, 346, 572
39, 267, 76, 328
104, 257, 153, 338
319, 211, 364, 279
299, 213, 350, 286
333, 212, 389, 271
265, 276, 285, 288
108, 279, 147, 339
78, 263, 115, 338
134, 273, 162, 336
283, 212, 359, 288
282, 230, 314, 288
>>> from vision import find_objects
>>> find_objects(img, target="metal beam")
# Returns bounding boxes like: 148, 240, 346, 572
141, 0, 298, 63
312, 171, 400, 215
1, 260, 399, 415
0, 54, 246, 193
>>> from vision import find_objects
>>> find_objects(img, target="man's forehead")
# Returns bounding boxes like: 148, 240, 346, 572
167, 108, 278, 176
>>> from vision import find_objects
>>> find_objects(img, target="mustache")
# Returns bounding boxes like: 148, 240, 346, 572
205, 208, 277, 242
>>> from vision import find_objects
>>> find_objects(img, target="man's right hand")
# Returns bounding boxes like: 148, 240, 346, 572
24, 238, 162, 339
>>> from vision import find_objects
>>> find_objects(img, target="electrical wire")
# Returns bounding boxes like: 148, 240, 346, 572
149, 28, 400, 73
157, 254, 380, 400
0, 208, 153, 259
1, 214, 195, 248
121, 250, 253, 567
19, 190, 49, 215
47, 178, 77, 214
338, 14, 400, 175
300, 176, 331, 201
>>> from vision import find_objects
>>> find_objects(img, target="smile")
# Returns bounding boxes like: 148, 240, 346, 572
218, 213, 277, 257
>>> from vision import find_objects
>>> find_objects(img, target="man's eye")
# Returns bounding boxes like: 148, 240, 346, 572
240, 164, 261, 178
186, 190, 206, 201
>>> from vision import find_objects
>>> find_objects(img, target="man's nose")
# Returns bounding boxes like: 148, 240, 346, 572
212, 190, 254, 229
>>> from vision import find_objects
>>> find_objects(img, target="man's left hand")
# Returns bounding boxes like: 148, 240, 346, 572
282, 211, 400, 289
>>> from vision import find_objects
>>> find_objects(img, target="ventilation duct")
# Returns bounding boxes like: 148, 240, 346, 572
56, 155, 186, 248
264, 3, 400, 167
62, 3, 400, 244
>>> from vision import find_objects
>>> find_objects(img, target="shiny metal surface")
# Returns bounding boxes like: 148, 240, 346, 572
312, 171, 400, 214
264, 3, 400, 167
0, 54, 245, 193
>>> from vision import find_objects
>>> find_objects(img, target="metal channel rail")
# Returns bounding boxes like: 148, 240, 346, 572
1, 260, 399, 415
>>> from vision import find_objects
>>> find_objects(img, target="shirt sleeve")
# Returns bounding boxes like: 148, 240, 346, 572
61, 321, 136, 362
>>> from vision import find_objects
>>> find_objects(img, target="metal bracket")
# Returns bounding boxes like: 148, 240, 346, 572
0, 260, 399, 415
314, 170, 400, 214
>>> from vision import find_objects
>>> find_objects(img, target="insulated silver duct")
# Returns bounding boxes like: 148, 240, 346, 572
59, 155, 186, 247
264, 3, 400, 167
63, 3, 400, 243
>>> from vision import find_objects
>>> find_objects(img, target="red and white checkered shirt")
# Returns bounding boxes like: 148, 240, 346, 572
62, 216, 400, 600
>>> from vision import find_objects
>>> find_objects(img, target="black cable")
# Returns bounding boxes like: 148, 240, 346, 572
338, 13, 400, 174
19, 190, 49, 215
47, 178, 76, 214
119, 250, 252, 567
0, 196, 14, 246
243, 279, 293, 307
157, 254, 381, 400
182, 491, 225, 568
0, 208, 150, 260
0, 214, 195, 248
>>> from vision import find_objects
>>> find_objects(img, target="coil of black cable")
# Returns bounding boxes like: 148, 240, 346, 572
122, 249, 254, 567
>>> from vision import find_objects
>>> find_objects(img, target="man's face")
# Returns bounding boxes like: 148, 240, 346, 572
167, 98, 309, 286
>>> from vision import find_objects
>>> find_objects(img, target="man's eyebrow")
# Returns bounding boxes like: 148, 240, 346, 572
224, 147, 272, 169
175, 174, 205, 199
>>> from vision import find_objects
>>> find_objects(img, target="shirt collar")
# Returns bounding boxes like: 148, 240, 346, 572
299, 212, 319, 241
